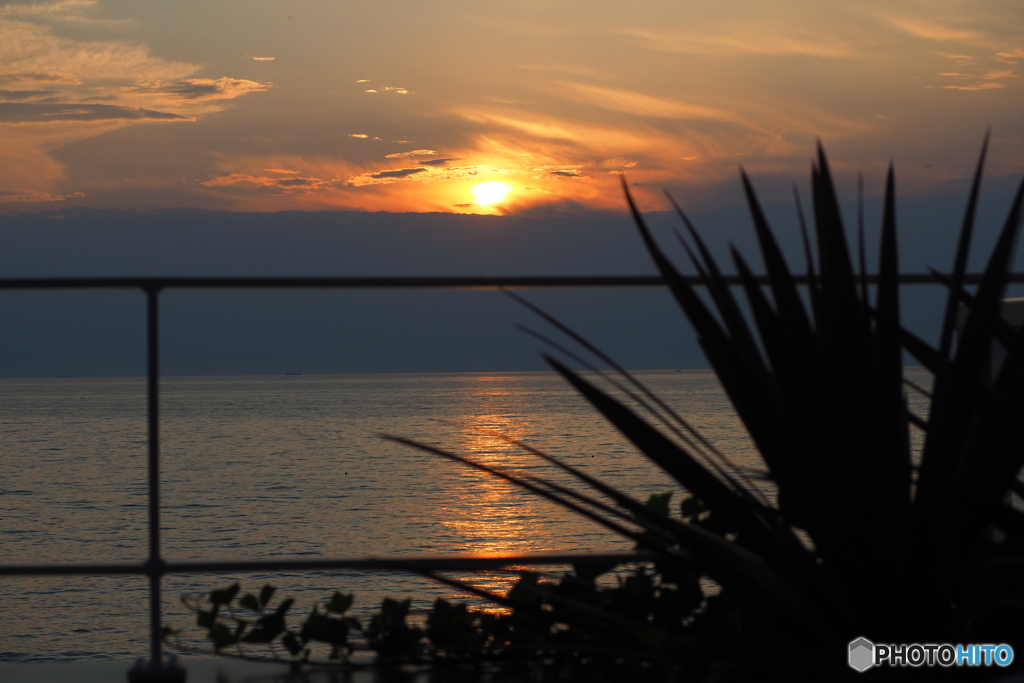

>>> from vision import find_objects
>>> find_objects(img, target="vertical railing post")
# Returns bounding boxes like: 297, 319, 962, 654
144, 285, 166, 672
129, 283, 184, 682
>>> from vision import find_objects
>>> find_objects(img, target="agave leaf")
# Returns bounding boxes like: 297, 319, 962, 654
476, 422, 713, 532
527, 476, 675, 546
451, 418, 781, 560
990, 503, 1024, 540
514, 321, 745, 488
947, 182, 1024, 545
857, 173, 869, 307
921, 177, 1024, 524
666, 191, 767, 371
546, 357, 749, 517
544, 356, 832, 579
728, 249, 820, 456
507, 291, 747, 484
873, 165, 912, 525
464, 419, 828, 610
899, 326, 942, 372
937, 130, 991, 363
623, 179, 803, 497
792, 186, 823, 326
912, 165, 1021, 594
739, 171, 816, 347
927, 269, 1023, 350
381, 434, 663, 548
916, 136, 991, 518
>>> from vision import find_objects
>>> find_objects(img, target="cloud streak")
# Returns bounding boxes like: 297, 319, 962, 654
385, 149, 439, 158
0, 102, 190, 123
201, 173, 331, 192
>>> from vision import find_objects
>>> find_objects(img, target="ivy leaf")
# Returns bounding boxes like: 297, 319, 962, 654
645, 491, 673, 516
209, 622, 236, 650
326, 592, 353, 615
197, 610, 217, 629
239, 593, 261, 612
210, 583, 240, 606
282, 632, 302, 656
259, 584, 276, 609
680, 494, 707, 520
275, 598, 294, 617
573, 560, 618, 584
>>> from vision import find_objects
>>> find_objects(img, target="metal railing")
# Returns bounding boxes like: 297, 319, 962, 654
0, 272, 1015, 679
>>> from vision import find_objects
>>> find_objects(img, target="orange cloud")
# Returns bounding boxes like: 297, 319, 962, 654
200, 173, 331, 192
880, 16, 978, 42
623, 25, 852, 58
385, 149, 440, 159
0, 188, 84, 204
934, 83, 1007, 91
0, 9, 269, 202
130, 77, 270, 102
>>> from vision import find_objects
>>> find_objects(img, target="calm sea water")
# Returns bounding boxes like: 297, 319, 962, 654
0, 370, 763, 662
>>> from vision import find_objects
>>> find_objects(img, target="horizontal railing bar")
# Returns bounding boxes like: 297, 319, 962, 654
0, 551, 657, 577
0, 273, 1017, 290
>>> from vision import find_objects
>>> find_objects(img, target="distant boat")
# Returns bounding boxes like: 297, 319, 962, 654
285, 371, 302, 376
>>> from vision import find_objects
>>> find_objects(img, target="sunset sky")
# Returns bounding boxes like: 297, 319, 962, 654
2, 0, 1022, 215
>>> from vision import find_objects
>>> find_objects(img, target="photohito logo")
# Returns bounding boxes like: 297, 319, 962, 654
849, 637, 1014, 671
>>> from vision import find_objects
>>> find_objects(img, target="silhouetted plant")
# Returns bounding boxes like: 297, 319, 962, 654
171, 573, 691, 678
389, 136, 1024, 678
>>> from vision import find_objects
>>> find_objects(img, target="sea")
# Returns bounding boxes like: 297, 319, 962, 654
0, 369, 767, 662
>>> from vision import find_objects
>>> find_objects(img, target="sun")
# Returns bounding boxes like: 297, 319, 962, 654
470, 181, 513, 207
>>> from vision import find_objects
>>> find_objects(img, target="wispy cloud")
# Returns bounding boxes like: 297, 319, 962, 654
0, 102, 190, 122
996, 48, 1024, 63
0, 0, 138, 29
343, 162, 514, 188
130, 77, 270, 102
0, 188, 84, 203
879, 15, 979, 42
248, 56, 275, 61
622, 25, 851, 58
555, 82, 737, 121
201, 173, 331, 192
362, 84, 411, 95
0, 71, 80, 87
418, 158, 460, 166
385, 149, 439, 159
927, 50, 1019, 91
370, 167, 428, 179
933, 82, 1007, 91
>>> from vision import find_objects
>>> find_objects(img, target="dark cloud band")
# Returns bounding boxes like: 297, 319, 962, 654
0, 103, 190, 123
369, 167, 428, 179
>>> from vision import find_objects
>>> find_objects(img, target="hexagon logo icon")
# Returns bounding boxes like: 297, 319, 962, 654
849, 637, 875, 672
